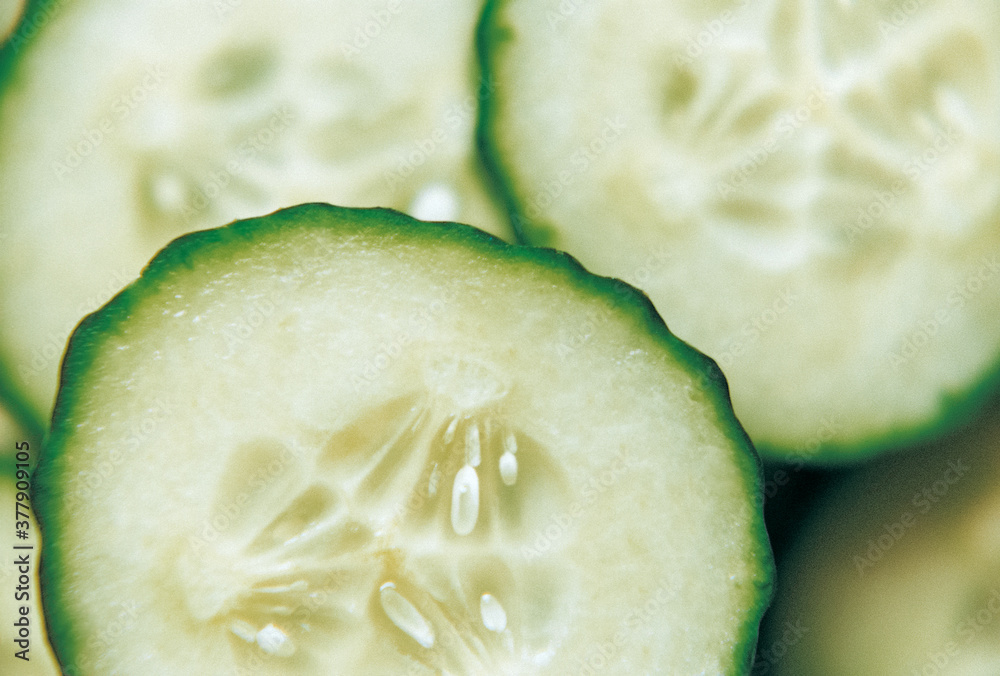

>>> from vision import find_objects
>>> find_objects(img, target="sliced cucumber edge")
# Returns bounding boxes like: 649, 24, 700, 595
475, 0, 562, 248
0, 0, 54, 79
0, 367, 44, 441
748, 356, 1000, 467
33, 202, 774, 673
0, 0, 74, 438
475, 0, 1000, 468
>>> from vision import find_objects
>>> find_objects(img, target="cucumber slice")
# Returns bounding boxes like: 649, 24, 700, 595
0, 0, 508, 431
762, 397, 1000, 675
480, 0, 1000, 460
0, 402, 22, 454
0, 395, 44, 462
34, 204, 772, 674
1, 365, 44, 454
0, 0, 24, 44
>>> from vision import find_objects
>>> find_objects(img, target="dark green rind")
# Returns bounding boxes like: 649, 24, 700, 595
754, 360, 1000, 468
475, 0, 560, 248
0, 0, 519, 442
475, 0, 1000, 468
0, 366, 44, 442
33, 203, 773, 675
0, 0, 55, 67
0, 0, 65, 124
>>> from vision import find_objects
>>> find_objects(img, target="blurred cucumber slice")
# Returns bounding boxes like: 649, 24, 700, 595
0, 399, 33, 460
0, 0, 508, 429
762, 397, 1000, 675
0, 0, 24, 43
34, 204, 772, 674
480, 0, 1000, 461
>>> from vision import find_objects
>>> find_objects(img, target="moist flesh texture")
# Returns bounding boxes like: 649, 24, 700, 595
35, 204, 772, 675
0, 0, 510, 431
479, 0, 1000, 461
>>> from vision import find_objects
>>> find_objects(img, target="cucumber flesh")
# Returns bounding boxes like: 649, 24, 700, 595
0, 0, 23, 44
481, 0, 1000, 460
35, 205, 772, 675
0, 0, 508, 429
0, 403, 23, 455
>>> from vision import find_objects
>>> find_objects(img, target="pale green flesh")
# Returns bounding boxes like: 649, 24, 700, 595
0, 0, 508, 428
38, 208, 770, 674
485, 0, 1000, 458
